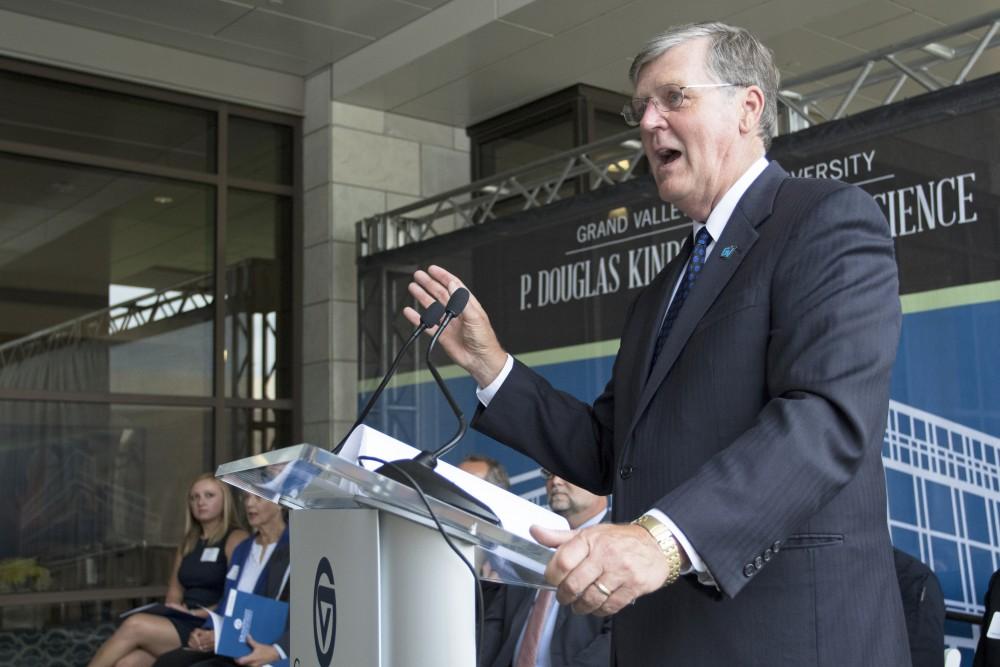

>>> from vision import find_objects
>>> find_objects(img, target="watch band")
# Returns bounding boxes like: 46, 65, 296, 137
633, 514, 682, 587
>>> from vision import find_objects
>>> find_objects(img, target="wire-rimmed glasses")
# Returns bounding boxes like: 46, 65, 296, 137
621, 82, 739, 126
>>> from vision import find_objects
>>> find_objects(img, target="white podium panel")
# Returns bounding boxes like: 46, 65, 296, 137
290, 509, 476, 667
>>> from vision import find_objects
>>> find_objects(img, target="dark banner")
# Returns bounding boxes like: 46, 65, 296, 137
464, 73, 1000, 355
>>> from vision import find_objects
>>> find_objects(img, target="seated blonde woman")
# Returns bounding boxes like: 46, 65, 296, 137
89, 473, 247, 667
153, 493, 290, 667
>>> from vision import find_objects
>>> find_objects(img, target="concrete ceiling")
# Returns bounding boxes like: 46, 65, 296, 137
0, 0, 997, 126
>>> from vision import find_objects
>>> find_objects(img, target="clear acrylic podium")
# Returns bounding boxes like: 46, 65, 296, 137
216, 437, 554, 667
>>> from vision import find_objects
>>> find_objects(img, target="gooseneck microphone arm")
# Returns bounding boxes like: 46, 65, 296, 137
373, 288, 501, 525
413, 289, 469, 466
331, 300, 446, 455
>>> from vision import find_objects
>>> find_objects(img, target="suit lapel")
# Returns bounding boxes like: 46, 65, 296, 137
628, 162, 787, 437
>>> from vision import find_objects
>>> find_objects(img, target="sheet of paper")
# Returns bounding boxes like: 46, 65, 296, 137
340, 425, 568, 542
205, 608, 223, 653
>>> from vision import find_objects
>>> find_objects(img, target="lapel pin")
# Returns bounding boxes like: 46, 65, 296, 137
720, 245, 738, 259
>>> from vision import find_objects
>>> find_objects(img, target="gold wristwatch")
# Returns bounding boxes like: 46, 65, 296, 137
633, 514, 682, 587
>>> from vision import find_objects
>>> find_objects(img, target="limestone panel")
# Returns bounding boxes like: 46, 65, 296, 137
304, 68, 332, 135
301, 421, 332, 449
453, 127, 471, 152
332, 101, 384, 134
420, 144, 469, 197
331, 126, 420, 195
332, 360, 359, 422
385, 113, 454, 148
302, 301, 331, 364
331, 299, 358, 362
331, 240, 357, 302
303, 128, 331, 191
331, 183, 385, 243
303, 184, 332, 247
301, 360, 332, 424
303, 242, 332, 306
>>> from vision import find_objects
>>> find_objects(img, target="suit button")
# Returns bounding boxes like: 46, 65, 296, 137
772, 540, 781, 553
619, 465, 633, 479
754, 556, 764, 569
743, 563, 755, 577
763, 548, 773, 562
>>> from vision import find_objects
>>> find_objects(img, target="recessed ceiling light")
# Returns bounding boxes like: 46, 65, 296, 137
153, 196, 174, 205
922, 42, 955, 60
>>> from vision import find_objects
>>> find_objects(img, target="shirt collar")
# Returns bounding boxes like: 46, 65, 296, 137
694, 156, 769, 244
577, 509, 608, 530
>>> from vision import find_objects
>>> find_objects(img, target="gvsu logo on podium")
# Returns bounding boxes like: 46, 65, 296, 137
313, 557, 336, 666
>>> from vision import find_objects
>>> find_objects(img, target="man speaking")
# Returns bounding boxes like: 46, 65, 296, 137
406, 22, 908, 666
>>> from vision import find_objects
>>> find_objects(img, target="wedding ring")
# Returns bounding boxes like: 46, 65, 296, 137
594, 581, 612, 597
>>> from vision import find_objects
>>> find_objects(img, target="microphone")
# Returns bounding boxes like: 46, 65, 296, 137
418, 288, 470, 462
374, 288, 501, 525
331, 300, 446, 455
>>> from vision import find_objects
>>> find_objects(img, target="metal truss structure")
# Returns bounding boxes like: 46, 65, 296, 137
0, 275, 214, 369
0, 260, 279, 402
356, 129, 647, 257
780, 11, 1000, 126
357, 10, 1000, 258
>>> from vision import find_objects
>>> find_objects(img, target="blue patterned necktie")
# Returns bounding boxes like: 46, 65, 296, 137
650, 227, 712, 370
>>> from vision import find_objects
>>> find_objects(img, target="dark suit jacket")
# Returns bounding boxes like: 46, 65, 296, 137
474, 162, 909, 666
480, 583, 611, 667
974, 570, 1000, 667
893, 548, 945, 667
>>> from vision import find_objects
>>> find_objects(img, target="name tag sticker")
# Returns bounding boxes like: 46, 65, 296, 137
988, 612, 1000, 639
227, 564, 240, 580
201, 547, 220, 562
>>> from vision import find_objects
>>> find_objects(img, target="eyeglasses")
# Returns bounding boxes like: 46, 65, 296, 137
621, 83, 739, 127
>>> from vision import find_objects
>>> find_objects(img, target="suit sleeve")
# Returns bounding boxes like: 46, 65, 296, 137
472, 297, 643, 495
974, 571, 1000, 667
655, 185, 901, 597
561, 614, 612, 667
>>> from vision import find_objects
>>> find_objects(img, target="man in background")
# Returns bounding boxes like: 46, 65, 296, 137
459, 454, 511, 490
893, 548, 945, 667
480, 470, 610, 667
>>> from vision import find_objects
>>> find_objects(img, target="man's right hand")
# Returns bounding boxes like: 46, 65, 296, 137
403, 265, 507, 388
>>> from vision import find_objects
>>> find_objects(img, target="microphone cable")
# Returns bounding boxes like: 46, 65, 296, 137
332, 300, 446, 455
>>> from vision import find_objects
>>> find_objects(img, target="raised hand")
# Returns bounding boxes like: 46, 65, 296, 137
403, 265, 508, 388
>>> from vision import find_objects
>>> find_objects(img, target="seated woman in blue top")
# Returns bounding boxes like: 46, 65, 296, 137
153, 492, 290, 667
89, 474, 247, 667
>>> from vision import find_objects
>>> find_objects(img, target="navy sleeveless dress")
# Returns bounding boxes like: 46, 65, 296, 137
168, 532, 232, 643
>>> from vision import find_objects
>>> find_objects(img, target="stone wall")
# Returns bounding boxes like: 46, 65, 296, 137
301, 68, 470, 447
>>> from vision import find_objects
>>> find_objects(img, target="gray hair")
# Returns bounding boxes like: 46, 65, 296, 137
628, 22, 780, 149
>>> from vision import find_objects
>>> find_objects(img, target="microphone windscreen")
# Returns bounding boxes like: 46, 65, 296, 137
420, 301, 446, 328
445, 288, 470, 316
